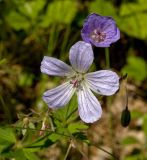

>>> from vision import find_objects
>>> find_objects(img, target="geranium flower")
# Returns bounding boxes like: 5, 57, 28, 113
81, 13, 120, 47
41, 41, 119, 123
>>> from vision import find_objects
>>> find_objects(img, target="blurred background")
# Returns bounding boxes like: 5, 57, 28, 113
0, 0, 147, 159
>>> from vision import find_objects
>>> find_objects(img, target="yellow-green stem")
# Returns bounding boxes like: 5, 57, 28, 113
105, 47, 115, 151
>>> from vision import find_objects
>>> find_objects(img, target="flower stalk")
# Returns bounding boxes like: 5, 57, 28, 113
63, 143, 72, 160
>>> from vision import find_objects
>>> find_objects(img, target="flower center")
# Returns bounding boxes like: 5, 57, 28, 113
70, 73, 84, 90
90, 29, 106, 43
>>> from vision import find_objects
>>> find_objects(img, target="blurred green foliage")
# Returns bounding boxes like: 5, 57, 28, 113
122, 55, 147, 83
0, 0, 147, 159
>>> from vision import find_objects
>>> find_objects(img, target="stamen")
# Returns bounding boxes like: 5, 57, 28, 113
90, 29, 106, 43
70, 74, 83, 90
70, 79, 80, 88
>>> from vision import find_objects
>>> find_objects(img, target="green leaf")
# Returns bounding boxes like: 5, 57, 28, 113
74, 132, 90, 144
53, 94, 77, 122
121, 136, 139, 145
0, 127, 16, 143
40, 1, 77, 27
68, 122, 89, 134
120, 0, 147, 16
65, 95, 78, 121
121, 56, 147, 83
23, 147, 41, 153
6, 10, 30, 30
89, 0, 117, 17
48, 133, 62, 142
117, 0, 147, 39
5, 0, 45, 30
0, 149, 26, 160
25, 135, 49, 152
117, 12, 147, 39
23, 149, 40, 160
25, 133, 59, 152
26, 136, 46, 149
18, 0, 45, 19
0, 142, 13, 154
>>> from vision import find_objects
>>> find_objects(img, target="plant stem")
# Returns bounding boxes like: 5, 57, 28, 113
49, 115, 55, 132
105, 47, 116, 153
91, 144, 119, 160
105, 47, 110, 68
63, 143, 72, 160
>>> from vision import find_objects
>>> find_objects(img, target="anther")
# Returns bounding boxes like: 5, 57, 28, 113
90, 29, 106, 42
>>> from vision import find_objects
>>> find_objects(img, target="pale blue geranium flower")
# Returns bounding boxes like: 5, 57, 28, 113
41, 41, 119, 123
81, 13, 120, 47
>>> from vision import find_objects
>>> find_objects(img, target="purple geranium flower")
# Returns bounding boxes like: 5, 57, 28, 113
81, 13, 120, 47
41, 41, 119, 123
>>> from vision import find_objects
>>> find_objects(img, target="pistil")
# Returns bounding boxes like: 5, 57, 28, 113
70, 73, 84, 90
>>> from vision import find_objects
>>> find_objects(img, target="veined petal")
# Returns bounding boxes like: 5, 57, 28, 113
41, 56, 75, 77
109, 28, 120, 43
85, 70, 119, 96
69, 41, 94, 73
43, 82, 75, 108
77, 83, 102, 123
104, 27, 120, 43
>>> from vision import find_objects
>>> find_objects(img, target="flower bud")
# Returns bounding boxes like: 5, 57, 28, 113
23, 117, 29, 126
121, 107, 131, 127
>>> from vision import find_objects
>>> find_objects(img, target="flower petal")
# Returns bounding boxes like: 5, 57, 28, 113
102, 25, 120, 43
77, 83, 102, 123
43, 82, 75, 108
85, 70, 119, 96
90, 40, 111, 47
108, 28, 120, 43
41, 56, 75, 77
69, 41, 94, 73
